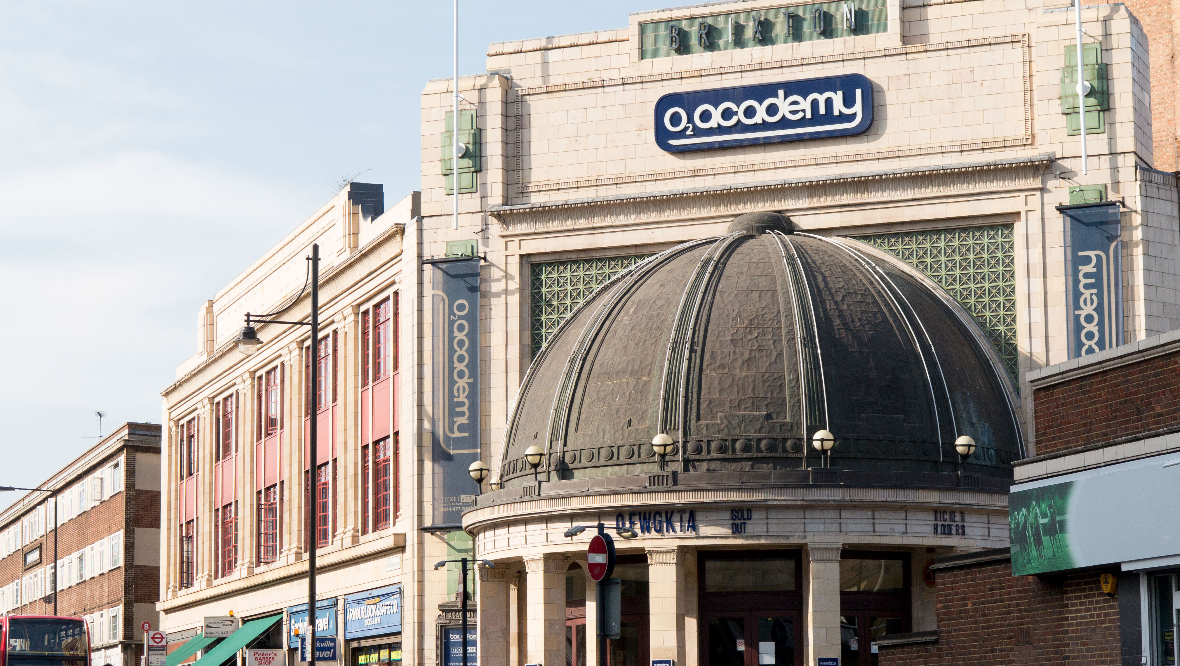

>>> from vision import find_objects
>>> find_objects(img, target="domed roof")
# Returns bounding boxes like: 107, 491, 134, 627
498, 213, 1023, 489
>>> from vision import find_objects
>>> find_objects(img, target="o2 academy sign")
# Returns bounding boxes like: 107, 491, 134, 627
655, 74, 873, 152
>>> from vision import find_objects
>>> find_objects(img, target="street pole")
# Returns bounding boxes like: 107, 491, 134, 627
460, 557, 469, 666
308, 243, 320, 666
52, 487, 58, 615
1075, 0, 1088, 175
453, 0, 460, 231
596, 524, 606, 666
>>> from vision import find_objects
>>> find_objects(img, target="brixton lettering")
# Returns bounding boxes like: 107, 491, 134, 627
654, 74, 874, 152
617, 510, 698, 535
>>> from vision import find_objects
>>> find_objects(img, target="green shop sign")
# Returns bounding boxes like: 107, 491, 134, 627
1010, 452, 1180, 576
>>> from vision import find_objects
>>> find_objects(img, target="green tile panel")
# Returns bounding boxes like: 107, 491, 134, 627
851, 225, 1019, 382
530, 255, 649, 357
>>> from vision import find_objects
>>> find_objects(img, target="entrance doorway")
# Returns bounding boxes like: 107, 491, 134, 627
838, 551, 911, 666
699, 551, 804, 666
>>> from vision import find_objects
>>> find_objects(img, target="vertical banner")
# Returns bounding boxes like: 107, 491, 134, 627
1062, 203, 1123, 358
431, 259, 481, 526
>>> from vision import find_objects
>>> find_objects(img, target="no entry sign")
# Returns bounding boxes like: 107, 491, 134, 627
586, 533, 615, 582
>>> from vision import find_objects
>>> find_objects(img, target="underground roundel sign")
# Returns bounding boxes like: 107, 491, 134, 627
586, 534, 615, 582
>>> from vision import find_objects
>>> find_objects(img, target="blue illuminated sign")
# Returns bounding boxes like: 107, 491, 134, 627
344, 584, 402, 639
654, 74, 874, 152
288, 599, 337, 649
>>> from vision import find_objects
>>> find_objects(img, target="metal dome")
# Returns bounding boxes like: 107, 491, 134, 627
498, 212, 1023, 489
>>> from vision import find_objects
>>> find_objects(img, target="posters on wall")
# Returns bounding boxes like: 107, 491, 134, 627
1010, 452, 1180, 575
430, 259, 482, 527
1062, 202, 1123, 359
443, 627, 477, 666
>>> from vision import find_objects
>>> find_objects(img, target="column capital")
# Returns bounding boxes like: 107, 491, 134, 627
479, 564, 511, 582
646, 548, 679, 566
523, 553, 567, 574
807, 542, 843, 562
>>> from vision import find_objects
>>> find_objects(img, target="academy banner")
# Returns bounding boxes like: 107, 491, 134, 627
430, 258, 482, 527
1062, 202, 1122, 359
1011, 452, 1180, 575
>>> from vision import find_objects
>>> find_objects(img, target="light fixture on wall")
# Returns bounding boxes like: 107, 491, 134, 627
811, 429, 836, 468
468, 460, 489, 496
651, 433, 674, 471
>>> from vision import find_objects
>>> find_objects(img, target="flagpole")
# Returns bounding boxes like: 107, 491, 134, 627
453, 0, 460, 230
1075, 0, 1088, 175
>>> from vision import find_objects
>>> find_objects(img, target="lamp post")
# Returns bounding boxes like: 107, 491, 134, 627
235, 243, 321, 666
811, 429, 836, 468
954, 435, 977, 484
434, 558, 494, 666
651, 433, 673, 471
523, 445, 544, 485
467, 461, 489, 495
1, 486, 57, 615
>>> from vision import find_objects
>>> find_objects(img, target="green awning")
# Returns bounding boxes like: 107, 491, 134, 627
165, 634, 217, 666
191, 616, 282, 666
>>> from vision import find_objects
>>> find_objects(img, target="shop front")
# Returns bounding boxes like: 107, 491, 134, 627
344, 585, 403, 666
287, 599, 337, 664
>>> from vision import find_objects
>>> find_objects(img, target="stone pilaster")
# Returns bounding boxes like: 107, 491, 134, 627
523, 554, 565, 666
478, 565, 511, 666
646, 548, 685, 665
806, 542, 843, 666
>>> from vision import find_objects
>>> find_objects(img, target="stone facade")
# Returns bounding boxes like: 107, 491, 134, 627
0, 423, 161, 666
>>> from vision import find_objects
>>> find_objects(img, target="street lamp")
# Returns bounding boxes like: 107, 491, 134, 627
467, 461, 489, 495
433, 558, 494, 666
955, 435, 977, 483
234, 243, 322, 666
524, 445, 544, 484
1, 486, 57, 614
811, 429, 836, 468
651, 433, 673, 471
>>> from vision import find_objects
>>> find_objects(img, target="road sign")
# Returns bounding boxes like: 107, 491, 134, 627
586, 533, 615, 582
146, 633, 167, 666
147, 632, 166, 648
141, 622, 152, 634
204, 617, 238, 638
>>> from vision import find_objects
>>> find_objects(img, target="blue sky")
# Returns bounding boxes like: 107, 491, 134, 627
0, 0, 645, 510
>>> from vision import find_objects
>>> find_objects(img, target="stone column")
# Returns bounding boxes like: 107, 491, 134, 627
479, 564, 511, 666
583, 566, 597, 666
523, 554, 565, 666
647, 548, 685, 665
805, 542, 843, 666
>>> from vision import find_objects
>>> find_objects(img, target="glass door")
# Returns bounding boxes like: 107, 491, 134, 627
704, 612, 799, 666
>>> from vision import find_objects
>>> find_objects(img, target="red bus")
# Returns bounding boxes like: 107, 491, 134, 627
0, 616, 89, 666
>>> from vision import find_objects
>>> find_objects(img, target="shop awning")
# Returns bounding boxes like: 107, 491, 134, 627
190, 616, 282, 666
165, 634, 217, 666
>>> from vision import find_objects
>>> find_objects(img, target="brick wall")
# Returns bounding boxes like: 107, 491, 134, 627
1032, 349, 1180, 456
878, 555, 1124, 666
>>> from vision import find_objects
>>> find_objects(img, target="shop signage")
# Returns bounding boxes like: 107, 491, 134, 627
1010, 453, 1180, 575
430, 258, 482, 526
203, 616, 238, 638
299, 637, 336, 663
287, 599, 337, 649
615, 509, 698, 535
655, 74, 873, 152
443, 628, 477, 666
247, 650, 286, 666
1062, 202, 1123, 358
932, 509, 967, 536
344, 584, 402, 639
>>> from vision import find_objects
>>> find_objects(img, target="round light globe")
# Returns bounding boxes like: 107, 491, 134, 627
468, 460, 489, 483
524, 445, 545, 469
651, 432, 674, 457
954, 435, 977, 458
811, 429, 836, 452
235, 326, 263, 356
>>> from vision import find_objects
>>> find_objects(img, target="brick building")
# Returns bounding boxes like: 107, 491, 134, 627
878, 329, 1180, 666
0, 423, 162, 666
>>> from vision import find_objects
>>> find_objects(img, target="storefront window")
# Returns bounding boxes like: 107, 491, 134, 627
353, 643, 401, 666
1151, 574, 1176, 666
705, 558, 796, 593
839, 552, 911, 666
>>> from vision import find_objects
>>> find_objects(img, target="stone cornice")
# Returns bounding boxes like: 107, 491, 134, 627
489, 154, 1054, 235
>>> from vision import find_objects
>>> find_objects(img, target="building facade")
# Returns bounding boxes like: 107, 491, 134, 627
0, 422, 162, 666
877, 327, 1180, 666
160, 1, 1180, 666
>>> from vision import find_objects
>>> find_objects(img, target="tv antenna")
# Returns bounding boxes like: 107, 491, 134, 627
95, 411, 106, 439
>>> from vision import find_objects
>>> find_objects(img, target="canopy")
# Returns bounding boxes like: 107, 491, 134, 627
165, 634, 216, 666
190, 616, 282, 666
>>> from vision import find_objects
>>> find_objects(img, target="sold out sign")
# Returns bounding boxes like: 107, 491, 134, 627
586, 533, 615, 582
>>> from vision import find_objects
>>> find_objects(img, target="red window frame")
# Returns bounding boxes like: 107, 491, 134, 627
215, 394, 235, 460
257, 485, 278, 565
219, 502, 237, 576
180, 520, 195, 589
179, 418, 197, 480
316, 463, 331, 548
391, 292, 399, 373
361, 309, 371, 387
374, 298, 390, 381
316, 336, 330, 411
373, 438, 392, 531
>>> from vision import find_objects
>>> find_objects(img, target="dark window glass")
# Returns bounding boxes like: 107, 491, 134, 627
840, 559, 905, 592
704, 558, 796, 593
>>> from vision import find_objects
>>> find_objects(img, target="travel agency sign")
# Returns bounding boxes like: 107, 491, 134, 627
654, 74, 874, 152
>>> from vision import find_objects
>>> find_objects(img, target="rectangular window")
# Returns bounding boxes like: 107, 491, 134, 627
317, 335, 330, 411
361, 309, 371, 387
316, 463, 331, 548
108, 607, 120, 643
265, 368, 279, 435
109, 532, 121, 569
216, 394, 235, 460
180, 418, 197, 480
257, 486, 278, 565
373, 438, 392, 531
180, 520, 195, 589
112, 460, 123, 494
220, 503, 237, 576
97, 538, 107, 573
374, 298, 390, 380
391, 292, 399, 373
361, 444, 371, 535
